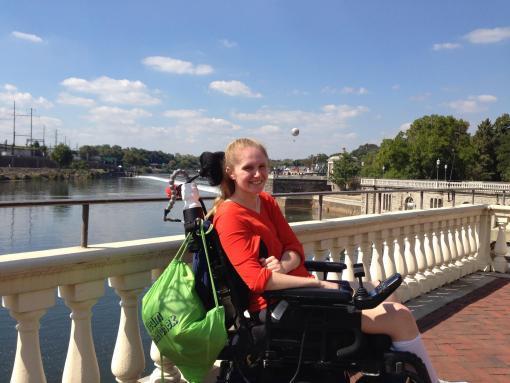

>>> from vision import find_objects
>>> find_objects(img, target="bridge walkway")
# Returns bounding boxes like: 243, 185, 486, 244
411, 272, 510, 383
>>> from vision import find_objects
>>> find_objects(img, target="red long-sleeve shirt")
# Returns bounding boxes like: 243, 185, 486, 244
213, 192, 312, 312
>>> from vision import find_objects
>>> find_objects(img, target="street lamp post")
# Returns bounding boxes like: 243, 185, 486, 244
444, 164, 448, 182
436, 159, 440, 184
382, 165, 385, 178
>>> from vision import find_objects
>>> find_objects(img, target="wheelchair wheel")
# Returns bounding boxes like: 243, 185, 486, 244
355, 351, 431, 383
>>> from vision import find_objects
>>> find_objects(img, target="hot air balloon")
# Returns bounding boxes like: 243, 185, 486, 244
291, 128, 300, 137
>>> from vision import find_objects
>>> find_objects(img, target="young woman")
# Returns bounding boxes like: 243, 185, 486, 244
210, 138, 455, 383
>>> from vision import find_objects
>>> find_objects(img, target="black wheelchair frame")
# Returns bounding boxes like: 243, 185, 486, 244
189, 220, 432, 383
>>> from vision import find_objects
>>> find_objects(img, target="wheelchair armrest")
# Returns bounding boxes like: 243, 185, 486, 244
304, 260, 346, 273
263, 286, 353, 305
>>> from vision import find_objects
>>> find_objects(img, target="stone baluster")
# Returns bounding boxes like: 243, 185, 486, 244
414, 224, 434, 293
109, 271, 152, 383
454, 218, 469, 276
148, 342, 182, 383
439, 219, 459, 283
357, 233, 373, 282
431, 221, 447, 286
368, 230, 385, 282
59, 280, 104, 383
390, 227, 410, 302
477, 209, 492, 271
472, 215, 484, 271
403, 226, 422, 299
493, 216, 509, 273
447, 218, 462, 278
2, 288, 55, 383
341, 235, 357, 283
147, 269, 183, 383
422, 222, 440, 290
327, 238, 344, 281
382, 228, 397, 278
464, 216, 479, 273
312, 239, 332, 280
460, 217, 474, 274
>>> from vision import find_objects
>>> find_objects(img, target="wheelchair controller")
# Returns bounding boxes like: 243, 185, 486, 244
352, 263, 402, 310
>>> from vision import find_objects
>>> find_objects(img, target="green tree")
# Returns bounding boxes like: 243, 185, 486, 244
51, 144, 73, 167
496, 131, 510, 181
122, 149, 148, 168
329, 151, 360, 189
472, 119, 496, 180
79, 145, 99, 161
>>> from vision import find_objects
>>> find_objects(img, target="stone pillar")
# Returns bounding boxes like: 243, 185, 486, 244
2, 288, 55, 383
148, 342, 182, 383
109, 271, 151, 383
59, 280, 104, 383
391, 227, 410, 302
403, 226, 421, 299
312, 239, 333, 279
493, 217, 509, 273
358, 233, 373, 282
340, 236, 356, 283
431, 221, 447, 286
368, 231, 385, 282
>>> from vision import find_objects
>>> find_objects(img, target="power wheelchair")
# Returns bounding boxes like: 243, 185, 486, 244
165, 169, 431, 383
190, 221, 431, 383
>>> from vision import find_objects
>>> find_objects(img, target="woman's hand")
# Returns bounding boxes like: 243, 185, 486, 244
259, 256, 287, 274
318, 280, 340, 289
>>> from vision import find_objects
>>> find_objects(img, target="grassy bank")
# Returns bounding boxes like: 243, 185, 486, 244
0, 167, 114, 181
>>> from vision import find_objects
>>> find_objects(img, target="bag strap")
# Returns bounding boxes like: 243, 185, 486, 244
175, 232, 192, 262
199, 220, 220, 308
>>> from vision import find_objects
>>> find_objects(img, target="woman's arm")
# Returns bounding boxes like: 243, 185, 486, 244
265, 272, 339, 290
259, 250, 301, 274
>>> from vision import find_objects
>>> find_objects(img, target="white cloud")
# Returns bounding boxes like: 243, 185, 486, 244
400, 122, 411, 131
433, 42, 461, 51
0, 84, 53, 108
233, 104, 368, 134
209, 80, 262, 98
57, 93, 95, 107
259, 125, 280, 134
85, 106, 151, 125
476, 94, 497, 103
163, 109, 204, 119
219, 39, 238, 48
11, 31, 43, 43
392, 84, 400, 91
162, 108, 241, 144
341, 87, 369, 95
464, 27, 510, 44
38, 116, 62, 128
60, 76, 160, 105
142, 56, 213, 75
447, 94, 498, 113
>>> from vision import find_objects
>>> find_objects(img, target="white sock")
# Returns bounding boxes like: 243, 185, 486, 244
392, 334, 438, 383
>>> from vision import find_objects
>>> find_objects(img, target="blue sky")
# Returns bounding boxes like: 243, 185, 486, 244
0, 1, 509, 159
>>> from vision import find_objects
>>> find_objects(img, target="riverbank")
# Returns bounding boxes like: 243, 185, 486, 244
0, 167, 119, 181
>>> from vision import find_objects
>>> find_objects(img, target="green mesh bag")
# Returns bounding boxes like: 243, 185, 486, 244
142, 226, 227, 383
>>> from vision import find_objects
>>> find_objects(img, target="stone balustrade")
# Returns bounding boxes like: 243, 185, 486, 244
361, 178, 510, 191
0, 205, 508, 382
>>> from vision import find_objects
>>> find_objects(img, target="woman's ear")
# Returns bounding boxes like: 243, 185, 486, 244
226, 166, 235, 180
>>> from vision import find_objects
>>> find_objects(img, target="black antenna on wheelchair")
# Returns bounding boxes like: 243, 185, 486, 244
353, 263, 369, 299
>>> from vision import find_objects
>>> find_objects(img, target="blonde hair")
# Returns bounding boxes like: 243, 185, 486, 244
208, 138, 268, 217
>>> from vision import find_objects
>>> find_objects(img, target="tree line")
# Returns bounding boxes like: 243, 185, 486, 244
330, 113, 510, 188
50, 143, 331, 174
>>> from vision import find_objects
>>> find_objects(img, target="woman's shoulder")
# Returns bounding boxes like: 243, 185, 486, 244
259, 191, 276, 204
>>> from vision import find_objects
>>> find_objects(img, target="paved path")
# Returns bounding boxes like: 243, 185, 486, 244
412, 273, 510, 383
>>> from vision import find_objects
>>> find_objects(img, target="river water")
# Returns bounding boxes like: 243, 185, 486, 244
0, 176, 321, 382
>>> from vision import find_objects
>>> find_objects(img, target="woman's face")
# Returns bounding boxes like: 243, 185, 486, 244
228, 145, 268, 196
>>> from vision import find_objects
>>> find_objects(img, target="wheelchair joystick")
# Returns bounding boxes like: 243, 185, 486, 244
353, 263, 369, 299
